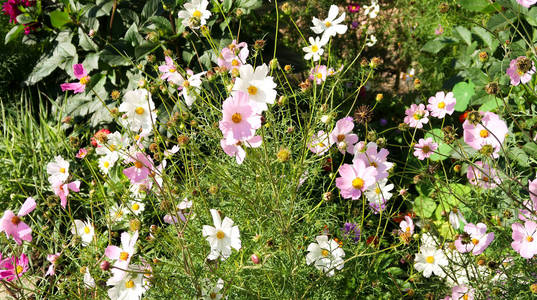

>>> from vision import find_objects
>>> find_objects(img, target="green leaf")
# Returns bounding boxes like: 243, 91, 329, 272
507, 147, 530, 167
424, 129, 453, 161
135, 41, 159, 59
78, 28, 99, 51
49, 10, 71, 28
527, 7, 537, 26
523, 142, 537, 156
453, 81, 475, 112
55, 42, 77, 58
149, 16, 172, 33
16, 14, 33, 25
421, 37, 457, 54
487, 11, 516, 31
413, 196, 437, 218
5, 25, 23, 44
142, 0, 160, 20
478, 96, 504, 112
125, 23, 143, 47
82, 52, 100, 72
25, 55, 62, 85
455, 26, 472, 45
460, 0, 491, 11
223, 0, 232, 12
472, 26, 497, 51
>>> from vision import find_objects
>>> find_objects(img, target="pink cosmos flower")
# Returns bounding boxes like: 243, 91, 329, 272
463, 111, 508, 158
217, 40, 249, 74
466, 161, 498, 189
0, 253, 29, 281
336, 159, 377, 200
309, 65, 328, 85
45, 253, 61, 276
158, 56, 184, 85
451, 285, 474, 300
0, 197, 36, 245
426, 91, 456, 118
52, 180, 81, 209
434, 24, 444, 35
76, 148, 88, 159
308, 131, 331, 155
517, 0, 537, 8
329, 117, 358, 154
399, 216, 414, 235
220, 135, 262, 165
353, 142, 393, 181
123, 152, 154, 184
46, 155, 70, 185
60, 64, 90, 94
403, 104, 429, 128
519, 179, 537, 221
105, 231, 139, 285
454, 223, 494, 255
506, 56, 535, 86
511, 220, 537, 259
413, 137, 438, 160
530, 178, 537, 204
219, 91, 262, 143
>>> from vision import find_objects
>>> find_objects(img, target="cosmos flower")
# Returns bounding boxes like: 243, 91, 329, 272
454, 223, 494, 255
413, 137, 438, 160
329, 117, 358, 154
60, 64, 90, 94
202, 209, 241, 260
123, 152, 154, 184
158, 56, 184, 84
52, 180, 81, 209
219, 91, 262, 143
399, 216, 414, 236
303, 36, 328, 62
309, 65, 328, 85
336, 159, 377, 200
347, 3, 360, 13
364, 178, 393, 213
178, 0, 211, 29
506, 56, 535, 86
466, 161, 499, 189
46, 155, 70, 185
511, 220, 537, 259
414, 246, 448, 278
118, 89, 156, 132
232, 64, 277, 113
311, 5, 348, 41
463, 111, 508, 158
105, 231, 139, 285
179, 69, 206, 107
308, 130, 331, 155
426, 91, 456, 119
218, 40, 249, 73
45, 253, 61, 276
403, 104, 429, 129
0, 197, 36, 244
363, 0, 380, 18
200, 278, 225, 300
306, 235, 345, 277
451, 285, 475, 300
72, 219, 95, 246
353, 142, 393, 181
220, 135, 263, 165
107, 272, 147, 300
0, 253, 29, 282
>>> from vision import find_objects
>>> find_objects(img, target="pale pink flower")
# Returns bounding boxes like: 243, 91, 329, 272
399, 216, 414, 235
0, 197, 36, 244
434, 24, 444, 35
329, 117, 358, 154
52, 180, 81, 209
220, 135, 262, 165
45, 253, 61, 276
60, 64, 90, 94
46, 155, 70, 185
403, 104, 429, 128
104, 231, 139, 285
413, 137, 438, 160
463, 111, 508, 158
76, 148, 88, 159
219, 91, 261, 143
466, 161, 498, 189
308, 131, 331, 155
123, 152, 154, 184
217, 40, 249, 73
511, 220, 537, 259
530, 178, 537, 204
158, 56, 184, 84
506, 56, 535, 86
336, 159, 377, 200
353, 142, 393, 181
0, 254, 29, 282
454, 223, 494, 255
426, 91, 456, 118
451, 285, 474, 300
309, 65, 328, 84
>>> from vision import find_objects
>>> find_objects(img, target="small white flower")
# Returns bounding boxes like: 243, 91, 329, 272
200, 278, 225, 300
98, 153, 118, 175
311, 5, 348, 41
84, 268, 96, 288
128, 200, 145, 215
46, 156, 69, 185
118, 89, 156, 133
96, 131, 130, 160
364, 179, 394, 206
202, 209, 241, 260
164, 145, 180, 158
107, 273, 147, 300
178, 0, 211, 29
420, 232, 438, 247
72, 219, 95, 246
232, 64, 277, 113
110, 204, 130, 223
180, 70, 206, 107
306, 235, 345, 277
320, 114, 332, 124
178, 197, 193, 210
303, 36, 328, 62
414, 246, 448, 278
365, 34, 377, 47
449, 208, 467, 230
363, 0, 380, 18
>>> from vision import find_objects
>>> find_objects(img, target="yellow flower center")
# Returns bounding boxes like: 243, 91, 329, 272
183, 80, 190, 88
125, 280, 134, 288
79, 76, 90, 85
425, 256, 435, 264
132, 203, 140, 211
192, 10, 202, 18
479, 129, 489, 138
406, 227, 411, 232
169, 68, 176, 73
315, 73, 323, 79
135, 107, 145, 115
247, 85, 258, 95
60, 168, 66, 173
11, 216, 21, 225
84, 226, 90, 234
109, 144, 117, 151
471, 238, 479, 245
231, 113, 242, 123
352, 177, 364, 189
413, 113, 422, 120
119, 251, 129, 261
216, 230, 225, 240
321, 249, 330, 257
134, 161, 143, 169
337, 134, 345, 142
375, 187, 381, 194
231, 59, 240, 66
463, 294, 469, 300
317, 142, 326, 148
134, 134, 140, 141
15, 265, 23, 274
103, 161, 110, 168
311, 45, 319, 53
437, 101, 445, 109
527, 236, 534, 242
325, 21, 332, 27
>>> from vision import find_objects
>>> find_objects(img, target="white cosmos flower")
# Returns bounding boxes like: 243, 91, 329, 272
200, 278, 225, 300
105, 231, 139, 285
365, 34, 377, 47
72, 219, 95, 246
118, 89, 156, 133
178, 197, 193, 210
420, 232, 439, 247
363, 0, 380, 18
180, 70, 206, 107
178, 0, 211, 29
128, 200, 145, 215
311, 5, 348, 41
364, 179, 394, 205
96, 131, 130, 161
107, 273, 147, 300
46, 156, 69, 185
98, 153, 118, 175
414, 246, 448, 278
303, 36, 328, 62
232, 64, 277, 113
449, 208, 467, 230
84, 268, 96, 288
306, 235, 345, 277
110, 204, 130, 224
202, 209, 241, 260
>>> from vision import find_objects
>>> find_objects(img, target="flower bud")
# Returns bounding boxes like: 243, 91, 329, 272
478, 51, 488, 62
250, 254, 260, 264
100, 260, 110, 271
375, 93, 383, 102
